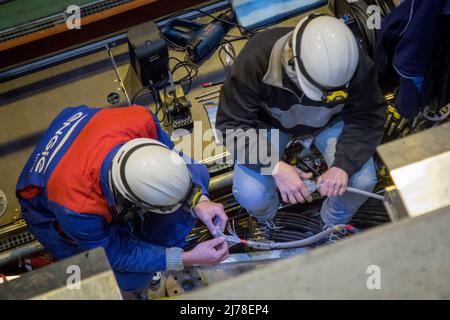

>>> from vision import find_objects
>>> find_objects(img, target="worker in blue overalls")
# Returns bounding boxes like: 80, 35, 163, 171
16, 105, 229, 293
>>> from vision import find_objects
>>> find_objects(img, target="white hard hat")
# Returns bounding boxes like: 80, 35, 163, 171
111, 138, 192, 214
292, 14, 359, 102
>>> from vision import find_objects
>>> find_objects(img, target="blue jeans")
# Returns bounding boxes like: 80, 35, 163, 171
232, 121, 377, 226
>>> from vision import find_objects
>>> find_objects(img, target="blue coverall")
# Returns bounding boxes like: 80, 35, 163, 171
16, 105, 209, 291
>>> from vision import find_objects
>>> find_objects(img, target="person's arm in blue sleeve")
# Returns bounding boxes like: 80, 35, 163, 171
51, 204, 184, 273
186, 161, 210, 197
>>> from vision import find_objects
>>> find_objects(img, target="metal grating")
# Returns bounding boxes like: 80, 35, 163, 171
0, 0, 133, 44
0, 231, 35, 252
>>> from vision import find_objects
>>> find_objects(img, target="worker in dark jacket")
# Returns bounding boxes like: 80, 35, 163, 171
216, 14, 386, 228
16, 105, 229, 292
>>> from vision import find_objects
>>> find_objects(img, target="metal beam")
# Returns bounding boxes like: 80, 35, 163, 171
378, 123, 450, 220
0, 247, 122, 300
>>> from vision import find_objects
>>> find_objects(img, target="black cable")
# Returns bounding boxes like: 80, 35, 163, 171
130, 83, 167, 123
331, 0, 386, 58
222, 35, 253, 44
375, 0, 396, 15
217, 36, 251, 69
168, 56, 198, 93
195, 8, 255, 37
349, 1, 377, 57
160, 85, 169, 123
132, 57, 198, 124
131, 86, 151, 104
173, 61, 198, 85
275, 222, 320, 234
149, 85, 165, 122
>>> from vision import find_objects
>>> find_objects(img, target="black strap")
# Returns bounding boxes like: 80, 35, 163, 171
294, 13, 329, 90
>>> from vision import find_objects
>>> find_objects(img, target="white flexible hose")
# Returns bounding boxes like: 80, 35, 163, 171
346, 187, 384, 200
246, 225, 351, 250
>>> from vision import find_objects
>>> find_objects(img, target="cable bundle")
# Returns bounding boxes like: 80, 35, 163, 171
366, 0, 396, 15
184, 207, 251, 252
350, 197, 391, 228
272, 211, 322, 243
329, 0, 396, 58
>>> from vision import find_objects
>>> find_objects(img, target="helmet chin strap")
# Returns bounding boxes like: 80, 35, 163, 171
108, 168, 140, 221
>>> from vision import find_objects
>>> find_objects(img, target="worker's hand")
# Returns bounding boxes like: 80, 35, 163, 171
182, 237, 229, 267
272, 161, 313, 204
317, 167, 348, 197
193, 199, 228, 235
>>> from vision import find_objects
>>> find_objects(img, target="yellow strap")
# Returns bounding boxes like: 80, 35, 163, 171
191, 190, 203, 208
325, 90, 348, 103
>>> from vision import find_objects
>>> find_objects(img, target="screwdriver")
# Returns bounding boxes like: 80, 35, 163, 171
201, 81, 224, 88
303, 180, 384, 201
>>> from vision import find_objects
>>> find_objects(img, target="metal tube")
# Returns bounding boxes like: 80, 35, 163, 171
209, 171, 234, 193
0, 240, 45, 267
195, 88, 221, 99
347, 187, 385, 201
197, 95, 220, 103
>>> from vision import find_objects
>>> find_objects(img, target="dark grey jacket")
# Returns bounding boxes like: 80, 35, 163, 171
216, 28, 386, 176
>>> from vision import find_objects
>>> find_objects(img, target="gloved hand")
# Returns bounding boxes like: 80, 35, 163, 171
272, 161, 313, 204
193, 199, 228, 235
182, 237, 229, 266
317, 167, 348, 197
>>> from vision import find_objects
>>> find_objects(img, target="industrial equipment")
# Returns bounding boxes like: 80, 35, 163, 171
161, 10, 236, 63
128, 21, 170, 88
159, 84, 194, 131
